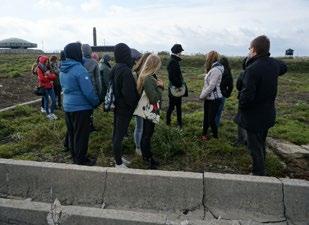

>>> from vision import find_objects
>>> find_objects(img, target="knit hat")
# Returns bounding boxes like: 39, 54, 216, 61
171, 44, 184, 54
64, 42, 83, 62
81, 44, 92, 58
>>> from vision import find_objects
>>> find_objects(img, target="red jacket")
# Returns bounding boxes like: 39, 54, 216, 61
37, 56, 56, 89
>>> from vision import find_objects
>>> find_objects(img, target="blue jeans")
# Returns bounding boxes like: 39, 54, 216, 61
134, 116, 144, 149
44, 88, 56, 114
215, 97, 225, 127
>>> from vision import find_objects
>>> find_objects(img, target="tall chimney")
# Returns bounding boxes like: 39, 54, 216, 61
93, 27, 97, 47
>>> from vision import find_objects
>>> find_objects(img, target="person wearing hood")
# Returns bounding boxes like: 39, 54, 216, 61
166, 44, 186, 129
82, 44, 103, 132
81, 44, 103, 101
60, 42, 100, 166
111, 43, 139, 168
235, 35, 287, 176
99, 54, 112, 100
37, 55, 57, 120
199, 51, 224, 140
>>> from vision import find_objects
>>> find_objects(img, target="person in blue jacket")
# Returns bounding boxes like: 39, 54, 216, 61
60, 42, 99, 166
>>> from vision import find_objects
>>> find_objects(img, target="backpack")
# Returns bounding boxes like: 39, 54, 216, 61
220, 69, 233, 98
104, 80, 115, 112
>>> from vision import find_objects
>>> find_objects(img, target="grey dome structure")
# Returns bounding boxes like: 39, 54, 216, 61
0, 38, 37, 49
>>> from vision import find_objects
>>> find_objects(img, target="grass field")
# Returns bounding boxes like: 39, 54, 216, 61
0, 54, 308, 179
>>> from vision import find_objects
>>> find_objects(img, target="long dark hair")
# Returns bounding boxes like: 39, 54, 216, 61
219, 56, 231, 74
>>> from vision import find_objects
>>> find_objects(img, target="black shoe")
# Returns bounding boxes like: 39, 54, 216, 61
144, 157, 160, 169
80, 158, 96, 166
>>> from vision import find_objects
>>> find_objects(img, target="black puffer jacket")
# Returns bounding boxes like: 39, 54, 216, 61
167, 54, 183, 95
235, 54, 287, 132
111, 43, 138, 115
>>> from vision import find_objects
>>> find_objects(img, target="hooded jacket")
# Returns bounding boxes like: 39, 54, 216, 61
235, 54, 287, 132
99, 55, 112, 98
60, 51, 99, 112
82, 44, 103, 101
200, 62, 224, 100
37, 56, 56, 89
111, 43, 138, 115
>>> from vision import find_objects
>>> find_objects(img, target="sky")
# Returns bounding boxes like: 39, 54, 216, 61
0, 0, 308, 56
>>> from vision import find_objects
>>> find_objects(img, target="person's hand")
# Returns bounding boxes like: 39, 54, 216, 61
157, 80, 164, 88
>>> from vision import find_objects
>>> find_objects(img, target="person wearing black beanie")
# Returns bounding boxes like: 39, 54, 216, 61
166, 43, 186, 129
64, 42, 83, 63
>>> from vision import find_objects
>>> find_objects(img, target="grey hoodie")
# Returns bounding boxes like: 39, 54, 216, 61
82, 44, 103, 101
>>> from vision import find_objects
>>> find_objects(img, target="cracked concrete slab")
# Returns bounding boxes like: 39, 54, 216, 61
0, 159, 107, 207
203, 172, 285, 222
280, 178, 309, 225
104, 168, 204, 217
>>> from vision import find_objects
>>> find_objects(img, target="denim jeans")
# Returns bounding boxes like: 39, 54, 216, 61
43, 88, 56, 114
215, 97, 225, 127
134, 116, 144, 149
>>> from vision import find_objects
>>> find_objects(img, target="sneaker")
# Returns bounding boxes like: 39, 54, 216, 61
121, 157, 131, 165
50, 113, 58, 120
81, 158, 96, 166
143, 157, 160, 169
40, 107, 46, 113
46, 114, 53, 120
115, 163, 128, 169
135, 148, 142, 156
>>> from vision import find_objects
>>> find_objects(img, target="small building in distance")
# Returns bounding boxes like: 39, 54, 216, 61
285, 48, 294, 57
0, 38, 42, 54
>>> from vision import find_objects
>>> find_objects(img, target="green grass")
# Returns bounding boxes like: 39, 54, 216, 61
0, 54, 308, 178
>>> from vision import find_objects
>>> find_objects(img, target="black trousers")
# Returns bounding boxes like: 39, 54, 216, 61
246, 129, 268, 176
203, 99, 220, 137
54, 84, 62, 107
112, 112, 132, 165
141, 119, 155, 160
64, 110, 92, 164
166, 95, 182, 127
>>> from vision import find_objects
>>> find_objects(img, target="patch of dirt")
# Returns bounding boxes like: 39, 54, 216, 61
0, 73, 38, 109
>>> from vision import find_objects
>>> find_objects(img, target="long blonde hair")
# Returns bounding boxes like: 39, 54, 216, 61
205, 50, 219, 73
133, 52, 151, 76
136, 54, 161, 94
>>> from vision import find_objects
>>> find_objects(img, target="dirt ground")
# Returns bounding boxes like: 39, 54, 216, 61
0, 73, 38, 109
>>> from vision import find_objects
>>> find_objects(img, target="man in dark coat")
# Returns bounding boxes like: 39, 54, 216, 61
166, 44, 185, 128
235, 35, 287, 176
111, 43, 139, 168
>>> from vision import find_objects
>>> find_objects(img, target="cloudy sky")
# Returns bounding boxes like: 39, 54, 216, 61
0, 0, 308, 56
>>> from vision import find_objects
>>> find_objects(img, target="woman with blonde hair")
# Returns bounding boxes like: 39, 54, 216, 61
134, 54, 164, 169
199, 51, 224, 140
132, 52, 151, 155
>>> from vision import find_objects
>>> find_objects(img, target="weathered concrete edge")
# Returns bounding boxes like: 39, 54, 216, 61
0, 158, 308, 223
0, 98, 41, 113
0, 198, 167, 225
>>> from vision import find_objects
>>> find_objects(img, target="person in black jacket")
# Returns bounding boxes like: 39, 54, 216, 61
166, 44, 185, 128
235, 35, 287, 176
111, 43, 139, 168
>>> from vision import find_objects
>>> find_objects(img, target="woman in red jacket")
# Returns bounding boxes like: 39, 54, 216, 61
37, 56, 58, 120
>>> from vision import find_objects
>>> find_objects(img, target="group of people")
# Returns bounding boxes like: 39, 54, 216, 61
34, 35, 287, 175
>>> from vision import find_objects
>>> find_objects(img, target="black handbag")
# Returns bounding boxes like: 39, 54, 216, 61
33, 87, 45, 96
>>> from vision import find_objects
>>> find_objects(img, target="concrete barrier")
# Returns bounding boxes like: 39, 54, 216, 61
0, 198, 167, 225
0, 159, 107, 207
281, 178, 309, 225
104, 168, 204, 216
0, 158, 308, 224
203, 172, 285, 222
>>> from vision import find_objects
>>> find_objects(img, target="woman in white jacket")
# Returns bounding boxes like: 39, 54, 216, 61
199, 51, 224, 140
